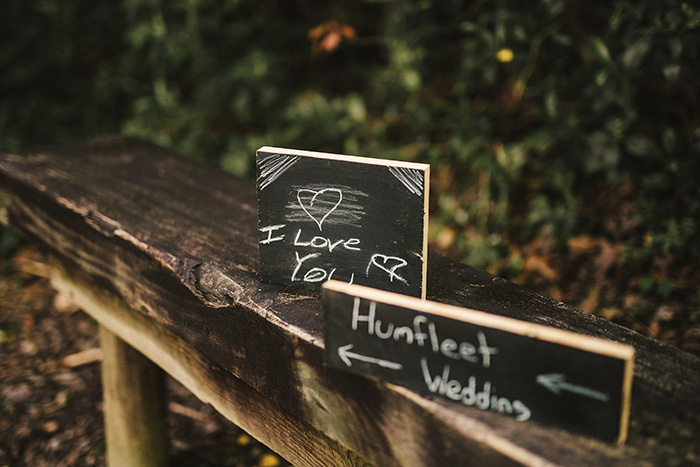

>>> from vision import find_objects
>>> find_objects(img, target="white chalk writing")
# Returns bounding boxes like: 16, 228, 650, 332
366, 254, 409, 285
297, 187, 343, 231
260, 181, 416, 291
293, 229, 361, 252
343, 295, 530, 422
258, 154, 300, 190
536, 373, 610, 402
350, 298, 498, 367
338, 344, 403, 370
388, 166, 424, 195
259, 224, 286, 244
420, 359, 531, 420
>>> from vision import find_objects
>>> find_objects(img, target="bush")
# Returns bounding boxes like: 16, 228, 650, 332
2, 0, 699, 306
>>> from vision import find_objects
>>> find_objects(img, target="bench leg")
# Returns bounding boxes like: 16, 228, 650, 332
100, 325, 168, 467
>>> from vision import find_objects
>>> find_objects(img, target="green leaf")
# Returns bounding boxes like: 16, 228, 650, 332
588, 37, 612, 63
625, 134, 657, 157
623, 37, 651, 70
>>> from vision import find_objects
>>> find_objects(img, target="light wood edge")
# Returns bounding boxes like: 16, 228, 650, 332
324, 281, 635, 359
258, 146, 430, 171
421, 165, 430, 300
323, 280, 635, 444
50, 263, 371, 467
618, 357, 634, 445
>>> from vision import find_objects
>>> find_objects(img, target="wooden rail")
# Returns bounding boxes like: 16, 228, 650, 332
1, 136, 699, 466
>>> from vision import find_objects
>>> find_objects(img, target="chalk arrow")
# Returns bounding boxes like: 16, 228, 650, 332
536, 373, 610, 402
338, 344, 403, 371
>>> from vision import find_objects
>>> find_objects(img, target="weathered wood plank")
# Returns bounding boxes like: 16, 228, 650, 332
1, 136, 699, 466
52, 262, 371, 467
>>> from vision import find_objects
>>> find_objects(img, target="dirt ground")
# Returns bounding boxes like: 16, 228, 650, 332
0, 246, 290, 467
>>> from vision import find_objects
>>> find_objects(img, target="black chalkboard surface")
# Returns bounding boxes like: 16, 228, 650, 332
256, 147, 429, 298
323, 281, 635, 444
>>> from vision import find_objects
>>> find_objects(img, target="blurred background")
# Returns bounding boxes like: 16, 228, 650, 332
1, 0, 699, 464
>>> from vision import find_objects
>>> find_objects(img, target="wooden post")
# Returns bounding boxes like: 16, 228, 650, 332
100, 326, 168, 467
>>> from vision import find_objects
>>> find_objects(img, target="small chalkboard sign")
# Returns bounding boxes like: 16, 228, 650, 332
323, 281, 635, 444
256, 147, 429, 298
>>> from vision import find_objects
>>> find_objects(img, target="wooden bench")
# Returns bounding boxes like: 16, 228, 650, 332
1, 136, 699, 466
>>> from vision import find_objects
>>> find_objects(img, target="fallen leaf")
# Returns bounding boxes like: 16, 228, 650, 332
568, 235, 596, 254
593, 239, 621, 277
578, 284, 601, 314
522, 254, 558, 281
309, 21, 356, 54
648, 320, 660, 339
43, 420, 59, 433
320, 30, 341, 53
600, 307, 622, 321
19, 339, 38, 356
54, 292, 79, 314
653, 305, 674, 322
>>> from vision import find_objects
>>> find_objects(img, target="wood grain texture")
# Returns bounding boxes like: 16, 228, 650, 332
52, 263, 371, 467
1, 136, 699, 466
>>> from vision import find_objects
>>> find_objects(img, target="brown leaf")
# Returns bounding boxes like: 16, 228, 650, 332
522, 254, 559, 281
648, 320, 660, 339
600, 307, 622, 321
309, 21, 356, 54
578, 284, 601, 314
593, 239, 621, 277
21, 312, 35, 332
341, 24, 356, 39
54, 292, 79, 314
307, 23, 326, 41
320, 30, 342, 53
43, 420, 59, 433
568, 235, 596, 254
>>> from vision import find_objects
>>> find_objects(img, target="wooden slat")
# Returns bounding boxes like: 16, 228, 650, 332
2, 136, 700, 466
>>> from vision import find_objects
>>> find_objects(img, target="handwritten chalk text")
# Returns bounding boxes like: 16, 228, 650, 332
351, 298, 499, 367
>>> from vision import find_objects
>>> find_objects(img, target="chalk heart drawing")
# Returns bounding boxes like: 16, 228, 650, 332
368, 254, 409, 285
297, 188, 343, 231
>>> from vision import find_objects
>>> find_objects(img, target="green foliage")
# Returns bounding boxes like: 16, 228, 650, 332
375, 0, 700, 276
0, 0, 127, 151
1, 0, 698, 296
0, 228, 23, 259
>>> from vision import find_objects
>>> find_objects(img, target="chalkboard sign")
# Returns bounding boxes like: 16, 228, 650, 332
256, 147, 429, 298
323, 281, 635, 444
